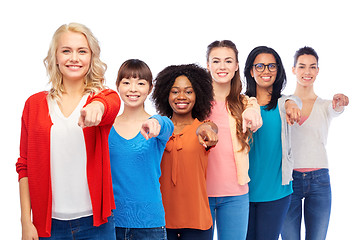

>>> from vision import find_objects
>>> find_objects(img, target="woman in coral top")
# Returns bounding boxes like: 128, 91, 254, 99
205, 40, 263, 240
16, 23, 120, 239
152, 64, 218, 240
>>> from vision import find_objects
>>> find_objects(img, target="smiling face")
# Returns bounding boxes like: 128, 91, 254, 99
56, 31, 91, 83
168, 75, 196, 117
207, 47, 239, 85
293, 54, 319, 87
251, 53, 277, 91
118, 77, 151, 108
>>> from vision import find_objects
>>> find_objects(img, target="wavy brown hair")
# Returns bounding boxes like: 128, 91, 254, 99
206, 40, 250, 151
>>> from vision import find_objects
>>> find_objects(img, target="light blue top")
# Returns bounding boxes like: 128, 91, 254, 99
248, 104, 293, 202
108, 115, 174, 228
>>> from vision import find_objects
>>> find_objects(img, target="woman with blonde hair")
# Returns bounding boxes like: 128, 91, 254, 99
16, 23, 120, 239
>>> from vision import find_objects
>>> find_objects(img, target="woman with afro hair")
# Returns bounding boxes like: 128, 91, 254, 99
152, 63, 218, 240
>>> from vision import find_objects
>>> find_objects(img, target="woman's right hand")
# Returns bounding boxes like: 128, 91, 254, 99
22, 221, 39, 240
285, 100, 301, 125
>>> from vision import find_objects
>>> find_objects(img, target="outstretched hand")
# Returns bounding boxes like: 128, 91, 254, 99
285, 100, 301, 125
140, 118, 161, 140
78, 101, 105, 128
242, 108, 262, 133
197, 123, 218, 148
332, 93, 349, 111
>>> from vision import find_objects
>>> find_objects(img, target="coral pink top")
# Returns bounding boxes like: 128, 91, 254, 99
206, 101, 249, 197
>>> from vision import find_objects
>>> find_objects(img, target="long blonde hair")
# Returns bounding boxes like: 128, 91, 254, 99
44, 22, 106, 99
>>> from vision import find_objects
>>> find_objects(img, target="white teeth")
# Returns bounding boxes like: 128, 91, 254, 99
68, 66, 80, 69
262, 77, 270, 79
128, 96, 139, 99
218, 73, 227, 76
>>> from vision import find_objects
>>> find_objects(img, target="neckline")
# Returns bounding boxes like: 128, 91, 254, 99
52, 94, 89, 120
172, 119, 199, 136
111, 126, 142, 141
298, 97, 319, 127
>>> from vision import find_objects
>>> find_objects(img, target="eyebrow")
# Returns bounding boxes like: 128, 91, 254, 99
299, 63, 317, 66
60, 46, 90, 50
211, 57, 234, 60
171, 86, 193, 89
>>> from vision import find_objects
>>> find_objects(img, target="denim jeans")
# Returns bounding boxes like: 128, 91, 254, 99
208, 194, 249, 240
115, 226, 167, 240
281, 169, 331, 240
39, 214, 115, 239
167, 227, 212, 240
246, 195, 291, 240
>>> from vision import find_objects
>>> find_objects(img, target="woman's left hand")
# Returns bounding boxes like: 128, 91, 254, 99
78, 101, 105, 128
332, 93, 349, 111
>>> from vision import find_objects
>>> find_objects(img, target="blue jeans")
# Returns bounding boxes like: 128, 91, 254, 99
167, 227, 212, 240
208, 194, 249, 240
39, 214, 115, 239
281, 169, 331, 240
115, 226, 167, 240
246, 195, 291, 240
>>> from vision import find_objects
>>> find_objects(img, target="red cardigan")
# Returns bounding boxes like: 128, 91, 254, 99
16, 89, 120, 237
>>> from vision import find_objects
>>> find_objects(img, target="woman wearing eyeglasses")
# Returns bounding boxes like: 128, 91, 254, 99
244, 46, 301, 240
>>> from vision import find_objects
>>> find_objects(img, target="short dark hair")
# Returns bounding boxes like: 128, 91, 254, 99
293, 46, 319, 67
244, 46, 287, 110
152, 64, 213, 121
116, 59, 153, 89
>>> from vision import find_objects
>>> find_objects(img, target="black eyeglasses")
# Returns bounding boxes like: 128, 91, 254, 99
253, 63, 278, 72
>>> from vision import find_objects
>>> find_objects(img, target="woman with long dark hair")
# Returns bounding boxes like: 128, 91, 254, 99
244, 46, 301, 240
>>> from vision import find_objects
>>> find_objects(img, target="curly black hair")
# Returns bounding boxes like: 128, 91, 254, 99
152, 64, 214, 121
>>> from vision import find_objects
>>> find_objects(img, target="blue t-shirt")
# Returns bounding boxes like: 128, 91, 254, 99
248, 104, 293, 202
108, 115, 174, 228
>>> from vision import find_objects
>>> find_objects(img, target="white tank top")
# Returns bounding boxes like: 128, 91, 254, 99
48, 94, 93, 220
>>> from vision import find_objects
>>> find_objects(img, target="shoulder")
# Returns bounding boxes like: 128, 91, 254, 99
26, 91, 48, 102
23, 91, 48, 109
151, 115, 173, 126
314, 97, 331, 110
316, 97, 329, 105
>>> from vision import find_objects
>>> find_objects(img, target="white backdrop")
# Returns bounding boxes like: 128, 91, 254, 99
1, 0, 358, 239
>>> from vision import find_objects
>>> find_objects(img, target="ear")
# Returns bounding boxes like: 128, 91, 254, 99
148, 85, 153, 94
206, 61, 210, 72
292, 66, 296, 75
250, 68, 254, 78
